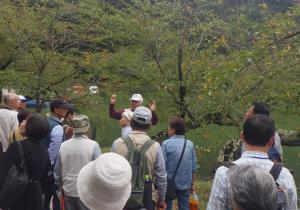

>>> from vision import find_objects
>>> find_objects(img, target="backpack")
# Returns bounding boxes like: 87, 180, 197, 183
224, 162, 286, 210
269, 163, 286, 210
123, 136, 156, 209
0, 141, 28, 209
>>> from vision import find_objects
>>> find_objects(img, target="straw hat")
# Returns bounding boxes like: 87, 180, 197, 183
77, 153, 132, 210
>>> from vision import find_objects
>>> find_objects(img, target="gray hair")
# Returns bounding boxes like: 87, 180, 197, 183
2, 93, 18, 107
228, 164, 276, 210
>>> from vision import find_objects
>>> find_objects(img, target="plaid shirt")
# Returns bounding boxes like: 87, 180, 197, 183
207, 151, 297, 210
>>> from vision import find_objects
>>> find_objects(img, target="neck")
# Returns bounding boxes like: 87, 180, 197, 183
74, 133, 86, 137
244, 143, 269, 153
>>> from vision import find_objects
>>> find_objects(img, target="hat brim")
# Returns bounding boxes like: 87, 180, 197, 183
77, 161, 132, 210
132, 116, 151, 125
130, 99, 142, 103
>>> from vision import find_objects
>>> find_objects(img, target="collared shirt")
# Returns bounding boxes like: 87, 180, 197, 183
0, 108, 18, 152
54, 134, 101, 197
111, 130, 167, 202
207, 151, 297, 210
48, 115, 64, 166
161, 135, 197, 190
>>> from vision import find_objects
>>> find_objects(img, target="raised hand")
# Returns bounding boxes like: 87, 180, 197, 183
150, 100, 156, 112
111, 94, 117, 104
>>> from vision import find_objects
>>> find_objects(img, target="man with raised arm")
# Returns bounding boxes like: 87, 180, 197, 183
109, 94, 158, 125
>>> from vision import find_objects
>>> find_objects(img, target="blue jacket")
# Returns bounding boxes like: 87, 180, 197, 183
161, 135, 197, 190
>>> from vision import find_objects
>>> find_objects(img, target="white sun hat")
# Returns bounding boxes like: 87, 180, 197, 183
130, 94, 143, 103
77, 153, 132, 210
122, 110, 133, 121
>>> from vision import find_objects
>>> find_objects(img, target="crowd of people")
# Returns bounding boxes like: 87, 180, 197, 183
0, 92, 298, 210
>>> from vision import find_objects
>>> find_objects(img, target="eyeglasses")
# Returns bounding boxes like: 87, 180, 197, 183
131, 100, 140, 103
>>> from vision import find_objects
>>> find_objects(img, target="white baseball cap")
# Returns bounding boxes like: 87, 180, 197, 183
130, 94, 143, 103
18, 95, 27, 101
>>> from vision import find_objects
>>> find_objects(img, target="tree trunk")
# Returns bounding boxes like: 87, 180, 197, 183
177, 46, 186, 119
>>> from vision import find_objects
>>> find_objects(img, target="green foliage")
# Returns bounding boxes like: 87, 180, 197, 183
0, 0, 299, 119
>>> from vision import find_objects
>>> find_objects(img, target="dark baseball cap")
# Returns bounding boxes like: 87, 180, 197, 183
50, 98, 70, 112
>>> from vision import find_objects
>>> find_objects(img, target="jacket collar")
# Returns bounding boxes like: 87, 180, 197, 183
170, 135, 185, 139
48, 114, 62, 124
131, 130, 147, 135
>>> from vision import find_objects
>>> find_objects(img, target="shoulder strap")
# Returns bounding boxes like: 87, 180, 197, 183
172, 139, 187, 180
122, 136, 135, 159
123, 136, 135, 151
16, 141, 26, 167
140, 139, 156, 176
140, 139, 156, 156
270, 163, 283, 181
13, 130, 16, 143
223, 162, 237, 169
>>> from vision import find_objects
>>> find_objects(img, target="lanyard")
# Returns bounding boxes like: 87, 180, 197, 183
246, 156, 269, 160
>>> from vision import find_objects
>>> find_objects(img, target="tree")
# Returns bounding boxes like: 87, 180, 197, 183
107, 0, 300, 136
0, 0, 133, 111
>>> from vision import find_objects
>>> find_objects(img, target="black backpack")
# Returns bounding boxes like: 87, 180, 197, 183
123, 136, 155, 209
224, 162, 286, 210
269, 163, 286, 210
0, 141, 29, 209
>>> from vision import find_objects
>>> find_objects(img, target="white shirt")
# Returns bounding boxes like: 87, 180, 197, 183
207, 151, 297, 210
0, 108, 18, 151
121, 125, 132, 138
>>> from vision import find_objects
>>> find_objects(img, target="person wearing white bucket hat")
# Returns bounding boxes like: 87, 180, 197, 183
77, 152, 132, 210
109, 94, 159, 125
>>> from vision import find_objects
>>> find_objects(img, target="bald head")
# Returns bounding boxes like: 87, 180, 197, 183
3, 93, 20, 110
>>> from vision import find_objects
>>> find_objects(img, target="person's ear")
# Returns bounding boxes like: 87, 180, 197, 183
168, 128, 175, 136
240, 131, 245, 142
